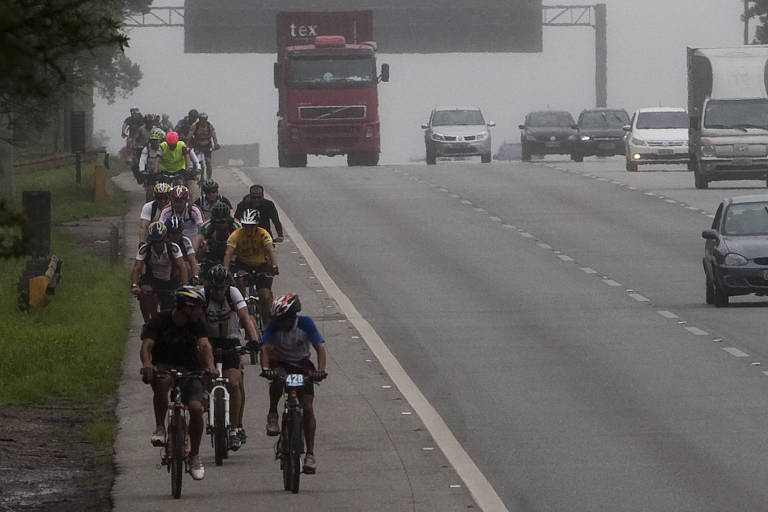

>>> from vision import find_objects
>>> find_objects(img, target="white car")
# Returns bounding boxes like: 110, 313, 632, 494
422, 106, 495, 165
624, 107, 689, 172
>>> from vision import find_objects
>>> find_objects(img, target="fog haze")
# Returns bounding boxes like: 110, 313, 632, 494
95, 0, 746, 165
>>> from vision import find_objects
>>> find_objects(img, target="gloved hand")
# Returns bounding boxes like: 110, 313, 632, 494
260, 367, 277, 380
190, 275, 201, 286
271, 265, 279, 276
244, 340, 259, 354
312, 370, 328, 382
213, 143, 221, 151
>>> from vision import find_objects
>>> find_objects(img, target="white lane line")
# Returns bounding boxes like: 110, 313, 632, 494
230, 168, 510, 512
628, 293, 650, 302
460, 199, 472, 205
684, 326, 709, 336
537, 243, 552, 250
449, 193, 460, 198
762, 371, 768, 377
489, 216, 502, 222
664, 199, 676, 204
602, 279, 622, 287
656, 310, 679, 319
502, 224, 516, 229
558, 255, 575, 262
723, 347, 750, 358
580, 267, 598, 274
519, 232, 534, 238
473, 207, 487, 213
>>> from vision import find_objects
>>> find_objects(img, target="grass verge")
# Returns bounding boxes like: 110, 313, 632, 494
0, 156, 131, 405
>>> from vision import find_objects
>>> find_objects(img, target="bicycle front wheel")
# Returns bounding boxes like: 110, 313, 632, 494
283, 409, 303, 493
213, 388, 227, 466
170, 409, 185, 499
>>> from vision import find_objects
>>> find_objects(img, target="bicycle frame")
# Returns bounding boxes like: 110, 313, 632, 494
208, 362, 231, 434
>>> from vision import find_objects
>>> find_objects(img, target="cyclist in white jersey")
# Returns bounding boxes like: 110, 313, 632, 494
139, 183, 172, 243
158, 185, 205, 241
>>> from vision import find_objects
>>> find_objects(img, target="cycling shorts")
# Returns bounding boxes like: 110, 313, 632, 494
210, 337, 243, 370
152, 364, 206, 405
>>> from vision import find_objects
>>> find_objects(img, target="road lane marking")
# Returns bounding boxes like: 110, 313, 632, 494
558, 255, 574, 262
232, 168, 510, 512
580, 267, 598, 274
684, 326, 709, 336
628, 293, 650, 302
656, 310, 679, 319
602, 279, 622, 287
489, 216, 502, 222
537, 243, 552, 250
723, 347, 750, 357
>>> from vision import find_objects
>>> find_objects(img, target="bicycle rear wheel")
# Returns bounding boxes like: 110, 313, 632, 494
170, 409, 185, 499
213, 389, 227, 466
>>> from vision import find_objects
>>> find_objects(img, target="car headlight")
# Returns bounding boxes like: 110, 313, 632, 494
431, 133, 445, 142
475, 131, 489, 140
724, 253, 748, 266
700, 137, 715, 157
525, 135, 536, 141
579, 135, 591, 141
568, 135, 577, 141
630, 137, 646, 146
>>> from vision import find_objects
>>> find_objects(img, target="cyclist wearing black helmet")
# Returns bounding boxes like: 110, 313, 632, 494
174, 109, 199, 143
195, 201, 241, 276
194, 179, 232, 221
140, 285, 215, 481
260, 294, 327, 474
188, 112, 220, 179
202, 264, 259, 449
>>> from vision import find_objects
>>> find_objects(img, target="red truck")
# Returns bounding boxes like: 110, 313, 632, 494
274, 11, 389, 167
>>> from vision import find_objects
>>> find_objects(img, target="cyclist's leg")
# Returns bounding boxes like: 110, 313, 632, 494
151, 370, 172, 428
205, 150, 213, 179
301, 392, 316, 455
224, 366, 244, 427
182, 377, 206, 457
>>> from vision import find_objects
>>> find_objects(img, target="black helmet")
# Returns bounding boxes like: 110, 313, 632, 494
208, 264, 233, 287
270, 294, 301, 318
188, 109, 199, 120
211, 201, 230, 220
200, 179, 218, 192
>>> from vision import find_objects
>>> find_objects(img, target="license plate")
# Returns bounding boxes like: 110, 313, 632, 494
658, 148, 674, 155
544, 141, 560, 148
598, 143, 615, 150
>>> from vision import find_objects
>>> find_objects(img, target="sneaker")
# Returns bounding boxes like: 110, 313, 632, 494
229, 428, 241, 451
266, 413, 279, 437
189, 455, 205, 480
150, 425, 166, 447
238, 427, 247, 445
303, 453, 316, 474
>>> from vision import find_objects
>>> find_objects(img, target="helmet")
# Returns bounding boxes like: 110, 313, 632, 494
200, 179, 218, 192
208, 264, 233, 287
165, 214, 184, 233
188, 109, 199, 120
171, 185, 189, 202
153, 182, 172, 197
271, 294, 301, 319
147, 221, 167, 242
165, 131, 179, 145
198, 112, 208, 120
130, 106, 139, 114
144, 113, 154, 123
175, 285, 206, 307
241, 209, 260, 225
149, 127, 165, 141
211, 201, 230, 220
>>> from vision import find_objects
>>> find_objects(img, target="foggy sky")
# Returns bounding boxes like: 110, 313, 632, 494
95, 0, 746, 166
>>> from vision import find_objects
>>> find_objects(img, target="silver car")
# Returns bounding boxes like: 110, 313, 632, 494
422, 106, 495, 165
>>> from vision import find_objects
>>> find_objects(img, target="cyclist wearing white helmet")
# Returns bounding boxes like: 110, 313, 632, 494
259, 293, 327, 474
139, 183, 173, 243
223, 208, 278, 324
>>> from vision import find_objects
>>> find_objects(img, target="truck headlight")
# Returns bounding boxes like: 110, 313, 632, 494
365, 126, 375, 138
724, 253, 748, 266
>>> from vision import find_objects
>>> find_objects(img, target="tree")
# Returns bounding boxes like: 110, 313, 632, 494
746, 0, 768, 43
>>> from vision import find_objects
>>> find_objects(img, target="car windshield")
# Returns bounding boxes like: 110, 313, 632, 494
704, 99, 768, 129
723, 202, 768, 235
636, 111, 688, 129
527, 112, 573, 127
580, 110, 629, 128
289, 55, 375, 86
432, 109, 485, 126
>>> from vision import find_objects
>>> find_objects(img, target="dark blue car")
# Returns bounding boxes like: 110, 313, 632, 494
702, 194, 768, 306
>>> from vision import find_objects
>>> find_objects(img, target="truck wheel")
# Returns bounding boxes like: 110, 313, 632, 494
625, 158, 638, 172
694, 169, 708, 189
481, 153, 491, 164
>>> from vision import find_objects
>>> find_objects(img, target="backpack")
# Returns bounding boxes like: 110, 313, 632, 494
142, 242, 175, 279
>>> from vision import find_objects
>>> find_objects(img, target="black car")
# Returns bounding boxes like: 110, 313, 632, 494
519, 111, 578, 161
702, 194, 768, 306
572, 108, 630, 161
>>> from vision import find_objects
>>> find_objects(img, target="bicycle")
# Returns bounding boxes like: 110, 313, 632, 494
260, 372, 312, 493
207, 344, 255, 466
232, 268, 274, 364
158, 369, 203, 499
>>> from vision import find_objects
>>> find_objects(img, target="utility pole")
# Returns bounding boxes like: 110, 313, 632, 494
745, 0, 750, 45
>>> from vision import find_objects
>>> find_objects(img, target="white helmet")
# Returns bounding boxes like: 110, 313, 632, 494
241, 209, 260, 225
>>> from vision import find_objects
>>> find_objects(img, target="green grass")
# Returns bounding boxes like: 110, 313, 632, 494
0, 154, 131, 405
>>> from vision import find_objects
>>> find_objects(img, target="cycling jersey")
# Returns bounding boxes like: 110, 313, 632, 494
143, 310, 208, 368
194, 195, 232, 220
158, 141, 189, 173
226, 226, 273, 267
198, 219, 241, 263
139, 145, 162, 173
136, 242, 183, 281
261, 316, 324, 365
158, 204, 205, 240
190, 121, 215, 148
202, 287, 246, 339
140, 200, 165, 222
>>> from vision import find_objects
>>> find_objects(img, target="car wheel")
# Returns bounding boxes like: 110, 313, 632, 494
705, 277, 715, 305
571, 153, 583, 162
713, 278, 729, 307
521, 144, 531, 161
426, 146, 436, 165
626, 158, 638, 172
481, 153, 491, 164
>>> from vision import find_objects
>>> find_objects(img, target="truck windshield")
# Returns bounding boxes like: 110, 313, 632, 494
704, 99, 768, 129
580, 110, 629, 128
432, 110, 485, 126
527, 112, 573, 127
289, 55, 375, 86
636, 111, 688, 129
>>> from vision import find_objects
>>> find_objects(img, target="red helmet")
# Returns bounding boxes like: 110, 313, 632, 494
165, 131, 179, 145
171, 185, 189, 202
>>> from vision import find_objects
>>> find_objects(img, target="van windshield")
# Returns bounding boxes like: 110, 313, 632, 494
636, 111, 688, 129
704, 99, 768, 129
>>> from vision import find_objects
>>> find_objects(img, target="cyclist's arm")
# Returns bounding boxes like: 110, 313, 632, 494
131, 259, 146, 290
268, 202, 284, 238
187, 252, 200, 281
211, 124, 219, 146
188, 148, 200, 170
222, 245, 235, 268
265, 241, 277, 267
139, 219, 150, 242
236, 305, 259, 342
138, 147, 148, 171
174, 255, 189, 285
197, 336, 216, 373
140, 336, 155, 369
314, 343, 327, 374
193, 232, 205, 252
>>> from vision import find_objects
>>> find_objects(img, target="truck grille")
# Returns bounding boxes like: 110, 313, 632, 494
299, 106, 366, 120
715, 144, 768, 157
302, 125, 361, 142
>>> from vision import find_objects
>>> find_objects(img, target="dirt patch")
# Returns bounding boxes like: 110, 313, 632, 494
60, 215, 126, 261
0, 403, 114, 512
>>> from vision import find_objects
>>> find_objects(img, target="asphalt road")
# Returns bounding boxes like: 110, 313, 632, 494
242, 156, 768, 511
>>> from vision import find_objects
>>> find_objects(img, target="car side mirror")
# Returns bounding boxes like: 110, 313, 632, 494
622, 124, 631, 131
702, 229, 719, 241
487, 121, 496, 127
379, 63, 390, 83
518, 124, 525, 130
421, 124, 429, 129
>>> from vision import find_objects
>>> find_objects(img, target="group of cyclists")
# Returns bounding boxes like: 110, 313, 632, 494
121, 107, 221, 200
127, 122, 327, 483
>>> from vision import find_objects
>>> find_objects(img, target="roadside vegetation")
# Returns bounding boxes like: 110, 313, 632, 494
0, 157, 130, 405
